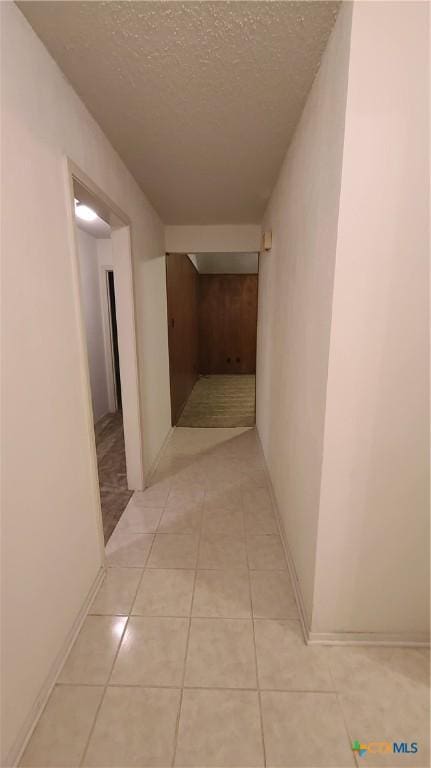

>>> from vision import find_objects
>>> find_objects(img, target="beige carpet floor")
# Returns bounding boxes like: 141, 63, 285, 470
177, 374, 256, 427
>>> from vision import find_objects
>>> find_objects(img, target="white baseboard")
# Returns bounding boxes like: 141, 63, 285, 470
307, 631, 430, 647
6, 566, 106, 768
144, 426, 174, 486
258, 447, 311, 644
257, 440, 430, 650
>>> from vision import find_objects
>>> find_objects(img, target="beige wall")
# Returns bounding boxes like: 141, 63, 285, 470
256, 3, 353, 624
76, 229, 110, 422
190, 252, 259, 275
313, 0, 430, 638
1, 3, 171, 763
165, 224, 262, 253
257, 0, 429, 641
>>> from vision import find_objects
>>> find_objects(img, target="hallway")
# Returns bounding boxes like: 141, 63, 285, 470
20, 428, 429, 767
3, 2, 430, 765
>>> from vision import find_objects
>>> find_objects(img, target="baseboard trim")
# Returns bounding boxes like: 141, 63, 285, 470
145, 426, 174, 486
307, 631, 430, 647
256, 437, 430, 649
6, 565, 106, 768
258, 444, 311, 645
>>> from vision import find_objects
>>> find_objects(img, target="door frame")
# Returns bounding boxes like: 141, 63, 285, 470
98, 261, 118, 413
105, 269, 122, 411
65, 159, 145, 509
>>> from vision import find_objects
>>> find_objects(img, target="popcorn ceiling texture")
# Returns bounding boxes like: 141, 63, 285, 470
18, 1, 339, 223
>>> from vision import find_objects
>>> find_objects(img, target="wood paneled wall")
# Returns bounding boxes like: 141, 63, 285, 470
199, 275, 258, 374
165, 254, 199, 424
166, 257, 258, 423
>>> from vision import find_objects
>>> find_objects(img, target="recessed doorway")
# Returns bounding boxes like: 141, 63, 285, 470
107, 269, 122, 411
69, 164, 144, 544
165, 252, 258, 427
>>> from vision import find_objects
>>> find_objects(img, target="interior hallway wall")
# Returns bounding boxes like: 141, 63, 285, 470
76, 229, 110, 422
256, 2, 352, 625
165, 224, 262, 254
166, 254, 199, 424
257, 0, 429, 641
313, 0, 430, 638
1, 3, 171, 763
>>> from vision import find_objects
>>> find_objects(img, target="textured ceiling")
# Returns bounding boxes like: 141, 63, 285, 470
18, 1, 339, 223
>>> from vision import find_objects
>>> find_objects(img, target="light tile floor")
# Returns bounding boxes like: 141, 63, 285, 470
20, 428, 430, 768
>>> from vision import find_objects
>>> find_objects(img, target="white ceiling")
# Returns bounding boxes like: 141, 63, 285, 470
18, 1, 339, 224
189, 252, 258, 274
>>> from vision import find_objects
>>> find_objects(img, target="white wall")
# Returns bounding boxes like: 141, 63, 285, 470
257, 0, 429, 642
256, 3, 353, 625
1, 3, 171, 763
312, 0, 430, 638
190, 252, 259, 274
165, 224, 261, 253
76, 229, 110, 422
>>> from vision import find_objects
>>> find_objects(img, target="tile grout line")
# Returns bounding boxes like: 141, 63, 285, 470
170, 489, 206, 768
89, 611, 301, 621
243, 489, 268, 768
77, 614, 129, 768
100, 562, 290, 571
106, 473, 175, 568
123, 478, 180, 616
91, 451, 205, 767
24, 433, 301, 767
126, 535, 160, 617
55, 680, 344, 694
51, 434, 294, 768
334, 690, 358, 768
78, 529, 160, 767
326, 653, 357, 767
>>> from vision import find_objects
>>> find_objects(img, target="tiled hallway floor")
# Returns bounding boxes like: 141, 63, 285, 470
21, 428, 430, 767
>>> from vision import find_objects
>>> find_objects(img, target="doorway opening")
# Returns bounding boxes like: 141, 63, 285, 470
165, 252, 258, 427
107, 270, 122, 411
69, 164, 144, 544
